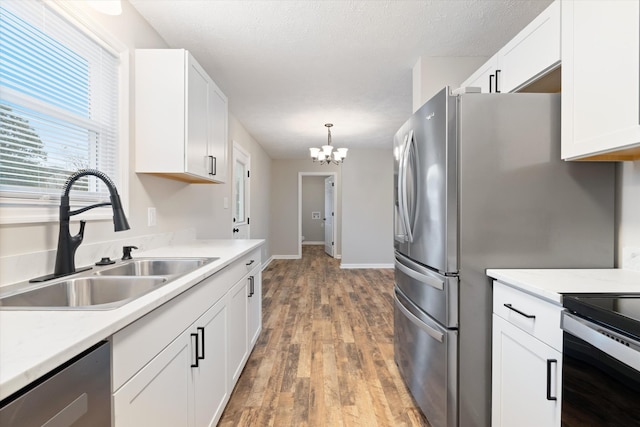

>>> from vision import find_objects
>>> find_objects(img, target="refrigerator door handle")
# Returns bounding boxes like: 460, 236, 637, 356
394, 292, 444, 342
397, 133, 409, 242
400, 130, 415, 243
395, 259, 444, 291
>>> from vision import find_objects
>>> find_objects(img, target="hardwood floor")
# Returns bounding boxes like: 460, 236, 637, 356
218, 245, 430, 427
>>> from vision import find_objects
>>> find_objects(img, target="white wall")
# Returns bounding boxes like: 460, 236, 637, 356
619, 161, 640, 270
341, 149, 394, 268
412, 56, 487, 111
301, 176, 325, 242
270, 160, 341, 257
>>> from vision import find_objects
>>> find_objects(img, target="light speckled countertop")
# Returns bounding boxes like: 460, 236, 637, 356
486, 268, 640, 304
0, 239, 264, 401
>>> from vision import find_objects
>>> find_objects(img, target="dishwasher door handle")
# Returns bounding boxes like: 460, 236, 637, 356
42, 393, 88, 427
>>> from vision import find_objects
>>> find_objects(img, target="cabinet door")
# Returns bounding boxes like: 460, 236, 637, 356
498, 0, 560, 93
460, 54, 498, 93
192, 298, 229, 427
561, 0, 640, 160
227, 276, 249, 385
113, 330, 193, 427
186, 53, 211, 179
492, 314, 561, 427
208, 81, 228, 183
247, 269, 262, 349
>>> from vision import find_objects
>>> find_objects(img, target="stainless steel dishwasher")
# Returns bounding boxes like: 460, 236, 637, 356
0, 341, 111, 426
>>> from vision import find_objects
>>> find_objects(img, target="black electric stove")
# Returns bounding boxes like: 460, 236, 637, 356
562, 293, 640, 340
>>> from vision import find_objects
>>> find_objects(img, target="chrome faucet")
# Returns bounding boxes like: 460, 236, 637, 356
32, 169, 130, 282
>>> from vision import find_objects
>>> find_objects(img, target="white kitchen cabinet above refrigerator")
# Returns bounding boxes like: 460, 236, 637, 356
135, 49, 228, 183
461, 0, 560, 94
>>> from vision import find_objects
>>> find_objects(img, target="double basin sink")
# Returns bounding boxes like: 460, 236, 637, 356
0, 257, 218, 310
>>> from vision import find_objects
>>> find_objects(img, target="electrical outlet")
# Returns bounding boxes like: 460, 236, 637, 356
148, 207, 156, 226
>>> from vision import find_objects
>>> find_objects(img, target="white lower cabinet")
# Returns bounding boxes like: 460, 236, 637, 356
192, 300, 228, 427
113, 297, 227, 427
113, 329, 192, 426
112, 248, 262, 427
228, 262, 262, 385
227, 276, 248, 385
492, 315, 562, 427
248, 268, 262, 348
491, 281, 562, 427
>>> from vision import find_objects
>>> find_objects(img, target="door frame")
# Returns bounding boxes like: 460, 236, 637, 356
298, 172, 338, 259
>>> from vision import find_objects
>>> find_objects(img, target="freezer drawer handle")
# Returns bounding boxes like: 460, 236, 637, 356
395, 260, 444, 291
503, 303, 535, 319
394, 293, 444, 342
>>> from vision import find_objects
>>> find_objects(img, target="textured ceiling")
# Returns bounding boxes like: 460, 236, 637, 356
129, 0, 553, 159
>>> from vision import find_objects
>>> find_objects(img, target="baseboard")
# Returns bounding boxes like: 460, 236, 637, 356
262, 256, 274, 270
272, 254, 301, 260
302, 241, 324, 245
340, 263, 394, 269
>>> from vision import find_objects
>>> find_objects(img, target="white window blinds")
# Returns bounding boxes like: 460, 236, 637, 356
0, 0, 120, 203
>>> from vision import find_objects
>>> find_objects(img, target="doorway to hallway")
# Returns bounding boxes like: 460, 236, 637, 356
298, 172, 338, 259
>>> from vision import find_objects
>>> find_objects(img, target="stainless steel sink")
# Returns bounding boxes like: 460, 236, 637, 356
95, 257, 217, 277
0, 277, 168, 310
0, 257, 218, 310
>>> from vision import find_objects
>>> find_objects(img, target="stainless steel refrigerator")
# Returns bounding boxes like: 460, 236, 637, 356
393, 87, 615, 427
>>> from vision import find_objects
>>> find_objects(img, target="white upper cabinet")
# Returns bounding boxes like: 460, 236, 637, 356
498, 0, 560, 93
461, 1, 560, 94
561, 0, 640, 160
135, 49, 228, 183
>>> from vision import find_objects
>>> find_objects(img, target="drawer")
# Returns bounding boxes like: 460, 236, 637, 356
493, 280, 562, 351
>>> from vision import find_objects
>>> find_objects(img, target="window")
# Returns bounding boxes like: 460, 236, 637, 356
0, 0, 122, 219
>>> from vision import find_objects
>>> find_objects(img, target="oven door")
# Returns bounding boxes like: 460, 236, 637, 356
561, 312, 640, 426
394, 287, 457, 427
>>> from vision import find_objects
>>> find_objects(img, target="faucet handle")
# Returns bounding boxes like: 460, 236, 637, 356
122, 245, 138, 260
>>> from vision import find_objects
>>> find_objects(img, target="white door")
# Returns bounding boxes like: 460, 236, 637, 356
324, 176, 334, 257
492, 314, 562, 427
232, 143, 250, 239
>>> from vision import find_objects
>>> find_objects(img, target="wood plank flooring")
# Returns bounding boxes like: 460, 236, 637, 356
218, 245, 430, 427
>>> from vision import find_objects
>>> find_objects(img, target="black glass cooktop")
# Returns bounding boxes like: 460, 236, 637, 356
562, 293, 640, 340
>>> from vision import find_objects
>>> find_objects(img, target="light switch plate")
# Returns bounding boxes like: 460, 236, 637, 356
148, 207, 156, 226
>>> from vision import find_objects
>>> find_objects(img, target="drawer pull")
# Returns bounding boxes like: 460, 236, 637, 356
503, 303, 536, 319
246, 260, 255, 266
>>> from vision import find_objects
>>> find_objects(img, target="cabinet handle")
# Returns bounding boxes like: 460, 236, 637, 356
208, 156, 216, 176
503, 303, 536, 319
197, 326, 205, 360
248, 276, 254, 297
495, 69, 501, 93
489, 74, 494, 93
546, 359, 557, 401
246, 259, 255, 266
190, 333, 199, 368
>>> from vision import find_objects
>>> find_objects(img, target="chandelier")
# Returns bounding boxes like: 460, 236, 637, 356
309, 123, 348, 165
